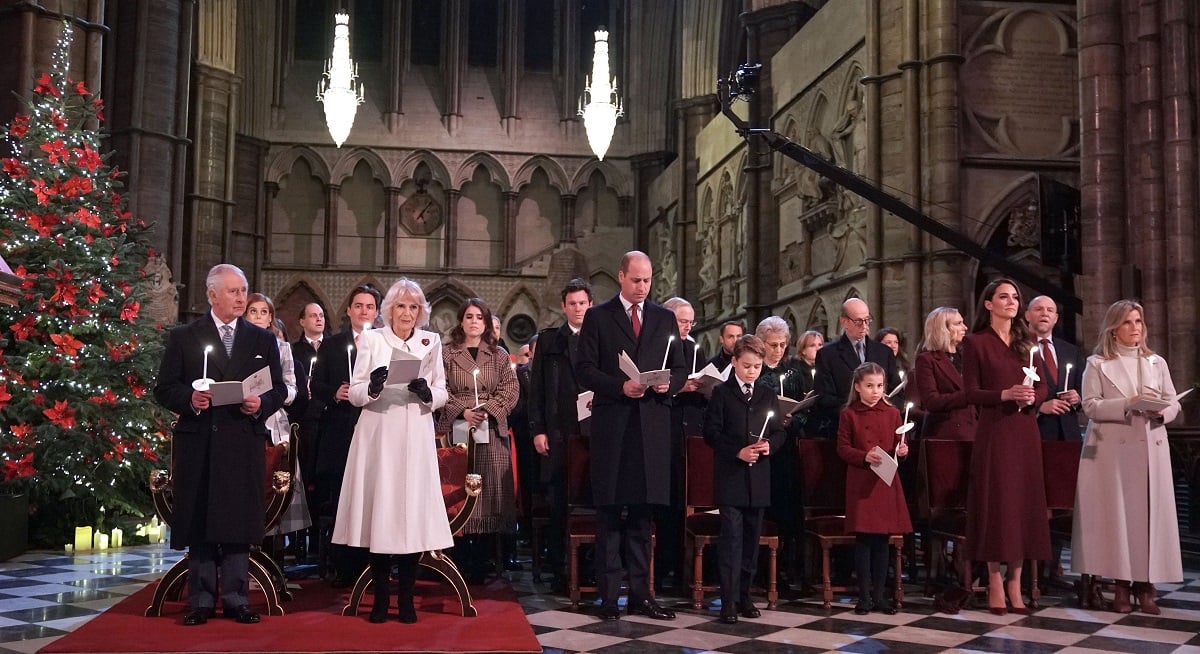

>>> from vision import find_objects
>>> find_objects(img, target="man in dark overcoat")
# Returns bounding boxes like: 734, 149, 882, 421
576, 251, 687, 621
154, 264, 286, 626
528, 277, 593, 583
813, 298, 900, 437
309, 284, 379, 585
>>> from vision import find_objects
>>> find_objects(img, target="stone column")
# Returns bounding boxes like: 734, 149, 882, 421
384, 187, 401, 268
1078, 0, 1126, 332
560, 195, 577, 244
263, 181, 279, 264
558, 1, 580, 123
898, 0, 923, 337
444, 188, 461, 269
504, 190, 519, 270
1131, 1, 1166, 345
324, 184, 340, 266
0, 1, 105, 123
924, 0, 966, 312
443, 0, 465, 135
501, 0, 521, 134
862, 0, 886, 311
383, 0, 409, 132
675, 96, 719, 304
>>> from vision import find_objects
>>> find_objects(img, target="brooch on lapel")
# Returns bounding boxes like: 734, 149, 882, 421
421, 338, 430, 346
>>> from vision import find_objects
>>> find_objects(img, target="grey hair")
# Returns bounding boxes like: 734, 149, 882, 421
755, 315, 790, 341
662, 297, 692, 313
206, 263, 247, 291
380, 278, 431, 330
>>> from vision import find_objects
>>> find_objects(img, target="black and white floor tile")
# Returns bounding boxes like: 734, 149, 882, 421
1, 545, 1199, 654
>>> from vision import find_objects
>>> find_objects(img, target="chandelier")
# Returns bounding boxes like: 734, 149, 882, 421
578, 28, 623, 160
316, 11, 364, 148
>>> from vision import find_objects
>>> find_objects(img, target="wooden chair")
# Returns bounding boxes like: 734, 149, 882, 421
1041, 439, 1083, 607
565, 433, 655, 609
146, 424, 300, 617
341, 441, 483, 618
797, 439, 903, 610
683, 436, 778, 610
920, 439, 975, 597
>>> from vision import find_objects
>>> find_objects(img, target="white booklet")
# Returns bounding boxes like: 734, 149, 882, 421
1128, 387, 1193, 412
688, 362, 731, 396
618, 351, 672, 386
452, 416, 489, 445
209, 366, 271, 406
386, 348, 424, 386
869, 445, 898, 486
777, 391, 818, 416
576, 390, 594, 421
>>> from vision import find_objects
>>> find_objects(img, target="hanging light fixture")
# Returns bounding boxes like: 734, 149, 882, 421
578, 28, 623, 160
316, 11, 364, 148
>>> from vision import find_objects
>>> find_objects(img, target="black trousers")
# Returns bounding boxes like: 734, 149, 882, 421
187, 542, 250, 611
595, 504, 654, 603
718, 506, 764, 606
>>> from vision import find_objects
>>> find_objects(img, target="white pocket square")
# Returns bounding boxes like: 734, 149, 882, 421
254, 354, 263, 359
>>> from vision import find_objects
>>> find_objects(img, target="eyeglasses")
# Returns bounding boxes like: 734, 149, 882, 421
844, 317, 873, 327
677, 319, 695, 326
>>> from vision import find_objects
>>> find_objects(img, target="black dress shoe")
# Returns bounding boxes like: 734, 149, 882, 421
182, 607, 212, 626
719, 609, 738, 624
854, 600, 872, 615
628, 598, 676, 620
598, 601, 621, 621
224, 606, 261, 624
738, 601, 761, 619
873, 601, 898, 615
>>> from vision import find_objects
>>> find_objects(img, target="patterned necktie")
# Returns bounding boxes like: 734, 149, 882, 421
855, 340, 865, 363
221, 324, 234, 356
1040, 338, 1058, 385
630, 304, 641, 339
743, 382, 753, 401
311, 338, 320, 352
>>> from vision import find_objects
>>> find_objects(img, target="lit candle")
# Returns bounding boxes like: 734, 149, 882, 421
1028, 344, 1039, 371
758, 410, 775, 441
1064, 363, 1073, 392
472, 368, 480, 407
691, 344, 699, 374
96, 534, 109, 550
64, 544, 73, 554
346, 345, 354, 379
201, 344, 213, 380
903, 401, 913, 424
308, 356, 316, 379
74, 526, 93, 552
661, 336, 675, 370
111, 528, 123, 549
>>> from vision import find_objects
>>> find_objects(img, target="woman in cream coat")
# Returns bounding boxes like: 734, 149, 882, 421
1071, 300, 1182, 615
333, 278, 454, 624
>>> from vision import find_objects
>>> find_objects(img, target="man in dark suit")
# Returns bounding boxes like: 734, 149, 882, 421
1026, 296, 1084, 441
528, 278, 594, 585
309, 285, 379, 586
288, 302, 325, 562
706, 320, 744, 372
813, 298, 900, 437
576, 252, 687, 621
154, 264, 286, 626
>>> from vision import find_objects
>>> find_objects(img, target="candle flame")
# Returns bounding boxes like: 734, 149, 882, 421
472, 369, 480, 377
204, 345, 213, 353
906, 401, 914, 409
767, 411, 775, 418
898, 370, 905, 379
1031, 345, 1039, 354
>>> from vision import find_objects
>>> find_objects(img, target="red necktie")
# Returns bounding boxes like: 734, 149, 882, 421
630, 304, 641, 339
1040, 338, 1058, 385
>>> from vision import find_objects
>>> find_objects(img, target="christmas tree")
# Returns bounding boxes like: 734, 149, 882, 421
0, 22, 171, 546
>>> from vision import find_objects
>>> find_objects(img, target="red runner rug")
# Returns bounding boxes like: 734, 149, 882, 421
40, 577, 542, 654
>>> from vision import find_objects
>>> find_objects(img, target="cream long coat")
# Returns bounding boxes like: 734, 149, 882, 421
331, 327, 454, 554
1070, 352, 1183, 583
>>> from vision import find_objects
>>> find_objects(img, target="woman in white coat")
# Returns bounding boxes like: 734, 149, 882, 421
332, 278, 454, 624
1071, 299, 1182, 615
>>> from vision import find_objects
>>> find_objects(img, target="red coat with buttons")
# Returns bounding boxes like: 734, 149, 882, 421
836, 400, 912, 534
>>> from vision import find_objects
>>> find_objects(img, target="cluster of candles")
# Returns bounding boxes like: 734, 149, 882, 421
66, 516, 165, 554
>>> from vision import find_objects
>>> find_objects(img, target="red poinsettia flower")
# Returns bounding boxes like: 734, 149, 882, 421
2, 158, 27, 179
125, 375, 147, 398
9, 114, 30, 138
50, 333, 84, 356
51, 279, 78, 306
73, 80, 89, 96
42, 400, 76, 429
120, 300, 140, 322
92, 97, 104, 121
57, 176, 92, 198
10, 315, 36, 340
2, 453, 36, 483
85, 281, 106, 303
73, 144, 102, 172
89, 389, 119, 406
50, 110, 67, 131
34, 73, 60, 97
9, 423, 33, 445
0, 383, 11, 412
74, 207, 100, 229
40, 139, 69, 164
30, 179, 53, 205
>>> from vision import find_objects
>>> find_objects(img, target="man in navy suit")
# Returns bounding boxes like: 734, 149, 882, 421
1026, 296, 1083, 441
576, 251, 687, 621
154, 264, 286, 626
812, 298, 900, 437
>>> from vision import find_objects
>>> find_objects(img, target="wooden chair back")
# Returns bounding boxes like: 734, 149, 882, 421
1043, 440, 1083, 510
797, 438, 846, 517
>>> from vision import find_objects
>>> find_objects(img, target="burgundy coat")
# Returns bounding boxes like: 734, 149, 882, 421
961, 328, 1051, 562
836, 400, 913, 535
914, 350, 977, 441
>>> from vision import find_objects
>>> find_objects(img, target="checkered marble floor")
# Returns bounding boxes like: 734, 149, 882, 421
1, 545, 1199, 654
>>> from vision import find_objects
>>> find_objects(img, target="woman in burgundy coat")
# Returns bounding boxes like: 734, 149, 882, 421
837, 362, 912, 614
962, 279, 1050, 614
915, 307, 977, 440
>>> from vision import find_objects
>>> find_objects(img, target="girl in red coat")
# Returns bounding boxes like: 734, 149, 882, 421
837, 362, 912, 614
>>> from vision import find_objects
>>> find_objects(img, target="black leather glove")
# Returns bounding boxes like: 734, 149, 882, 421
407, 377, 432, 403
368, 366, 388, 396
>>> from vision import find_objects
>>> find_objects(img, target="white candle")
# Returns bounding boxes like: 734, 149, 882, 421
1064, 363, 1073, 392
96, 534, 109, 550
904, 401, 913, 424
111, 528, 123, 548
662, 336, 675, 370
1028, 344, 1039, 370
898, 369, 905, 381
201, 345, 212, 380
758, 411, 775, 440
691, 344, 699, 374
346, 345, 353, 379
309, 356, 317, 379
779, 372, 786, 398
472, 368, 480, 407
65, 544, 73, 554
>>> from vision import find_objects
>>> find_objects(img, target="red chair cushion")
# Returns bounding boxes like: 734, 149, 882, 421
438, 447, 469, 522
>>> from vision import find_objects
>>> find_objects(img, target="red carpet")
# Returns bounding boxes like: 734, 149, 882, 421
40, 578, 542, 654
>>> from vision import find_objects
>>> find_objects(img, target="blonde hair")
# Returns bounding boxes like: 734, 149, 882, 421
1094, 299, 1155, 359
919, 306, 962, 354
380, 278, 431, 331
846, 361, 887, 407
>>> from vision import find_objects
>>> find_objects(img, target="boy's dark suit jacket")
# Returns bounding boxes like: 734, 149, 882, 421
703, 376, 786, 507
575, 296, 687, 506
154, 315, 285, 548
812, 333, 900, 437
